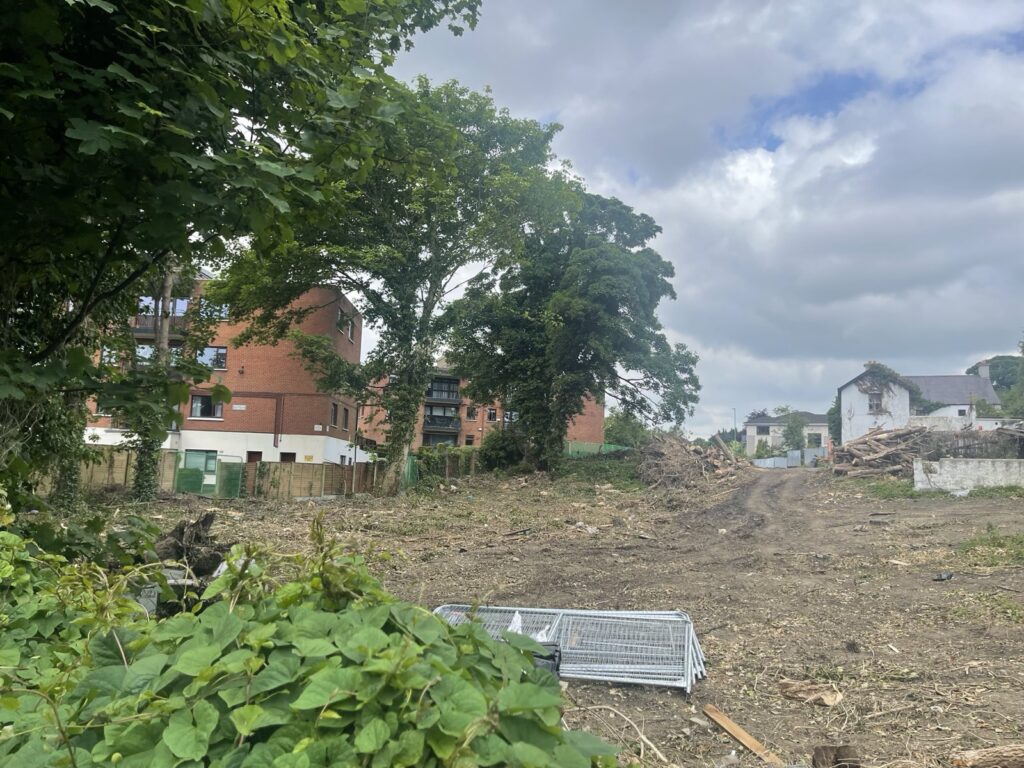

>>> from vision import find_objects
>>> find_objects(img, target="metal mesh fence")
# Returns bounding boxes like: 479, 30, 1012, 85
434, 605, 705, 692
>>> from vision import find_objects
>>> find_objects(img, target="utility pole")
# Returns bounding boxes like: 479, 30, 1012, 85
732, 408, 737, 440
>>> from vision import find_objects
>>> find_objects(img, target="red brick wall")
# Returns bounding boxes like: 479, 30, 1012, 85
88, 283, 362, 439
567, 396, 605, 443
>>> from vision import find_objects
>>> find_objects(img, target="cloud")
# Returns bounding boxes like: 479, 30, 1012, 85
392, 1, 1024, 435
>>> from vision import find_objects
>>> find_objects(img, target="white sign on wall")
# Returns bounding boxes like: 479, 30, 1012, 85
232, 403, 247, 411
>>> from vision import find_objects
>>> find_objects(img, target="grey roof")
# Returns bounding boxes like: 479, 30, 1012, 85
904, 375, 1001, 406
744, 410, 828, 426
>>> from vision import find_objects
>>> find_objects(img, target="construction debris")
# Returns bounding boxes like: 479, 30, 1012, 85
639, 434, 747, 490
154, 511, 230, 577
778, 678, 843, 706
831, 427, 929, 478
434, 604, 706, 692
702, 704, 784, 767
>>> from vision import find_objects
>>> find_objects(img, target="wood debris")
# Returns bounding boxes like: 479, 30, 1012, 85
831, 427, 929, 478
703, 704, 784, 768
778, 678, 844, 706
639, 434, 748, 490
951, 744, 1024, 768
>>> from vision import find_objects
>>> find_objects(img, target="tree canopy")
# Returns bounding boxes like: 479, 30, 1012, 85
210, 79, 557, 489
447, 175, 700, 468
0, 0, 480, 505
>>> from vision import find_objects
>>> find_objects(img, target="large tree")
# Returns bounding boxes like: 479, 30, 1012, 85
447, 175, 700, 469
0, 0, 478, 503
210, 80, 557, 492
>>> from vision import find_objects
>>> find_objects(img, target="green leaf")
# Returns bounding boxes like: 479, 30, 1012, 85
354, 717, 390, 753
511, 741, 554, 767
338, 626, 389, 662
161, 700, 218, 760
123, 653, 169, 694
563, 730, 618, 757
496, 682, 563, 713
173, 643, 220, 676
229, 704, 274, 737
290, 667, 362, 710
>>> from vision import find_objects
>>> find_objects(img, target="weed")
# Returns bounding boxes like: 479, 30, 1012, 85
553, 454, 642, 490
961, 485, 1024, 500
959, 524, 1024, 566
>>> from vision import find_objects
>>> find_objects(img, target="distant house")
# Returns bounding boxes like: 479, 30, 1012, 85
743, 411, 829, 455
838, 361, 1001, 444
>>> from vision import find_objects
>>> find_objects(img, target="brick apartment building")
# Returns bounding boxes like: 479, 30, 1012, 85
360, 367, 605, 450
86, 282, 369, 468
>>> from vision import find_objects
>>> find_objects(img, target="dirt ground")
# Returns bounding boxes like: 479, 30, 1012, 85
155, 463, 1024, 767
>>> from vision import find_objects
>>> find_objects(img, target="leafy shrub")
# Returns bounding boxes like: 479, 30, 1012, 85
479, 428, 525, 471
415, 446, 476, 487
0, 504, 616, 767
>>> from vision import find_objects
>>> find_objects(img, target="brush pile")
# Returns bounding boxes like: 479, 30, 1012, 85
638, 434, 746, 490
832, 427, 929, 478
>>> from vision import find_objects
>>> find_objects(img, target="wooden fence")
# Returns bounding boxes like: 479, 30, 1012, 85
245, 461, 385, 499
40, 448, 178, 495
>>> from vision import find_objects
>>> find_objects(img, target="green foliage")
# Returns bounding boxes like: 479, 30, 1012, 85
603, 408, 652, 449
0, 509, 616, 767
826, 394, 842, 445
448, 175, 700, 471
959, 524, 1024, 566
746, 408, 768, 421
553, 455, 642, 491
414, 445, 475, 487
966, 356, 1022, 391
753, 439, 774, 459
0, 0, 480, 506
858, 362, 944, 415
210, 80, 557, 491
781, 412, 807, 451
479, 428, 527, 471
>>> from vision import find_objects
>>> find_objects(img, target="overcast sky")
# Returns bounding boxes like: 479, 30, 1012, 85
389, 1, 1024, 436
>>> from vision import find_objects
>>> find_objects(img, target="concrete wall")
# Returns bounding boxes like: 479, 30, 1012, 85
84, 428, 371, 464
914, 458, 1024, 492
909, 414, 972, 432
840, 382, 910, 443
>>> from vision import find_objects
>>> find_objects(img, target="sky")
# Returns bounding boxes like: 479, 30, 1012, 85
388, 0, 1024, 437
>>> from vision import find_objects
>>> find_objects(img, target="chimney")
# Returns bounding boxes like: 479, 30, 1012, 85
977, 360, 990, 379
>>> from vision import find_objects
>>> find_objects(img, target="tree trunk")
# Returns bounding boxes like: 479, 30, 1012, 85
952, 745, 1024, 768
381, 441, 410, 495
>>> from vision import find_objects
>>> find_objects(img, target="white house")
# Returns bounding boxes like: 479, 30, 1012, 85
838, 362, 1001, 444
744, 411, 830, 455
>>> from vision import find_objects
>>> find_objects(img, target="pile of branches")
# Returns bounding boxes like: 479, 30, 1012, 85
639, 434, 747, 490
832, 427, 929, 478
154, 511, 229, 577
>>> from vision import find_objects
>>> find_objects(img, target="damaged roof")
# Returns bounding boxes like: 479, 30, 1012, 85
904, 375, 1001, 406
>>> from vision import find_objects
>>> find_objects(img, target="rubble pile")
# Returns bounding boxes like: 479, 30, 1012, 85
831, 427, 929, 478
638, 434, 746, 490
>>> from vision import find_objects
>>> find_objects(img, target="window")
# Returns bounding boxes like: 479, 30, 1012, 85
172, 297, 190, 315
135, 344, 154, 366
330, 403, 338, 427
466, 405, 478, 420
465, 435, 474, 446
184, 450, 218, 473
425, 405, 458, 417
868, 391, 883, 414
100, 346, 120, 365
756, 425, 770, 436
190, 394, 223, 419
807, 433, 822, 448
423, 433, 457, 447
342, 407, 350, 430
346, 319, 354, 340
198, 346, 227, 370
486, 408, 497, 422
958, 408, 967, 417
503, 410, 519, 423
280, 452, 296, 463
426, 378, 459, 400
138, 296, 156, 314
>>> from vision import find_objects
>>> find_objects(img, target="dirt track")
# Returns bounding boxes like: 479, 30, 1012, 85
164, 465, 1024, 767
377, 468, 1024, 767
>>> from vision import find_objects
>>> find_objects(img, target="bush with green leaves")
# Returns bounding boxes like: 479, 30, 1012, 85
478, 429, 526, 472
0, 504, 616, 767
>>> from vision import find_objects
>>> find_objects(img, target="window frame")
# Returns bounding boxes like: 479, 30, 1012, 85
198, 346, 228, 370
756, 425, 770, 436
342, 406, 350, 431
189, 394, 223, 419
466, 405, 478, 420
330, 403, 338, 427
868, 391, 883, 415
486, 407, 497, 422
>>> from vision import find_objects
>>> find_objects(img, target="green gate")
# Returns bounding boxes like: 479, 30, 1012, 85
173, 451, 243, 498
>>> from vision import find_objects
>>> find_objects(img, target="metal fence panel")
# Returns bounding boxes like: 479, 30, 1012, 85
434, 604, 705, 692
786, 450, 802, 467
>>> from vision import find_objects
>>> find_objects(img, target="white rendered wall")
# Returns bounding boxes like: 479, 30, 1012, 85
840, 383, 911, 443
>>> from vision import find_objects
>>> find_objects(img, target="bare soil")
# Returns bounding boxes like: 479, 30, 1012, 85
155, 465, 1024, 767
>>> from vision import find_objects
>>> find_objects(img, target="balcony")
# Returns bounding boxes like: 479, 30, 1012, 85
130, 314, 187, 336
423, 415, 462, 433
425, 389, 460, 404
